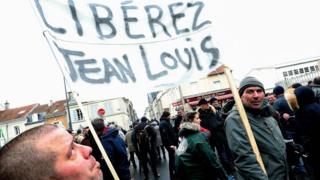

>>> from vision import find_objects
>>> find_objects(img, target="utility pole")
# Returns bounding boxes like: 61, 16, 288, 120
178, 86, 186, 111
64, 77, 73, 131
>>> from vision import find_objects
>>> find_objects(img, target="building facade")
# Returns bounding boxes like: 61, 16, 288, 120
45, 100, 67, 128
68, 96, 137, 131
0, 103, 38, 147
147, 65, 233, 120
247, 57, 320, 90
25, 104, 49, 130
275, 58, 320, 88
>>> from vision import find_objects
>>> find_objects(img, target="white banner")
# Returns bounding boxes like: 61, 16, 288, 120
31, 0, 220, 100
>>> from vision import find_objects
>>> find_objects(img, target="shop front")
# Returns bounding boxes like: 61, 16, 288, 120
172, 89, 233, 109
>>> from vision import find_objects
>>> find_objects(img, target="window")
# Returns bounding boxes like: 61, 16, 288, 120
283, 71, 288, 77
14, 126, 20, 135
299, 68, 304, 74
53, 121, 64, 127
288, 70, 293, 76
316, 65, 319, 71
310, 66, 315, 71
31, 113, 38, 122
304, 67, 310, 73
294, 69, 299, 75
0, 129, 5, 138
76, 109, 83, 121
38, 112, 46, 121
0, 129, 5, 148
26, 115, 32, 123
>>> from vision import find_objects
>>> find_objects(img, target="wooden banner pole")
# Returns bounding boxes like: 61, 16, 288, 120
178, 86, 186, 111
224, 67, 267, 175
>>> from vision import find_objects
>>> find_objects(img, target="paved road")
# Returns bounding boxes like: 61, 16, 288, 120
131, 153, 170, 180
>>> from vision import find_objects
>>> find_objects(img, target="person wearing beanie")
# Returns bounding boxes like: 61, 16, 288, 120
238, 76, 265, 97
224, 76, 288, 180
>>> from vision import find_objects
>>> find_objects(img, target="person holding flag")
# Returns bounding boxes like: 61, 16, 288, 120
224, 76, 288, 179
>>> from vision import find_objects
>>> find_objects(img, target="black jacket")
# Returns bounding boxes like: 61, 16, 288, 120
101, 128, 131, 180
197, 107, 225, 146
294, 86, 320, 173
159, 117, 177, 147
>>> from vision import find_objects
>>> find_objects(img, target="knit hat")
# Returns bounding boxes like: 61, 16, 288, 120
273, 85, 284, 96
198, 98, 208, 106
291, 83, 302, 89
140, 116, 148, 122
209, 97, 217, 104
238, 76, 265, 96
161, 111, 171, 119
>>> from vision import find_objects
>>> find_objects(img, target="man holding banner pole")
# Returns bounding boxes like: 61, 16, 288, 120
224, 74, 288, 180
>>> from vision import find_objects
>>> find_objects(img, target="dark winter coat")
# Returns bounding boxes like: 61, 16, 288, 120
294, 86, 320, 178
225, 100, 288, 180
273, 95, 294, 116
197, 106, 226, 148
310, 84, 320, 103
159, 117, 177, 147
273, 95, 297, 139
173, 115, 183, 139
133, 122, 157, 152
100, 127, 131, 180
175, 122, 227, 180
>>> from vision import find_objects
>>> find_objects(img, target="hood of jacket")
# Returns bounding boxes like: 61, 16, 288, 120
101, 127, 119, 139
295, 86, 316, 108
178, 122, 200, 137
221, 100, 236, 118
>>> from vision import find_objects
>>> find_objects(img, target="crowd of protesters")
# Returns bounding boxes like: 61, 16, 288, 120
1, 76, 320, 180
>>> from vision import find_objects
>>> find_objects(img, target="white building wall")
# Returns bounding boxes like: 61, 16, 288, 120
0, 125, 8, 147
180, 74, 230, 97
105, 113, 130, 130
70, 98, 133, 131
7, 119, 26, 141
246, 58, 320, 90
276, 61, 319, 80
25, 122, 45, 130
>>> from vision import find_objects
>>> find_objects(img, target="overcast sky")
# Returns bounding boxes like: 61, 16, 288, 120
1, 0, 320, 116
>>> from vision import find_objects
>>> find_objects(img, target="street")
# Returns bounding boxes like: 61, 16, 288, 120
131, 153, 170, 180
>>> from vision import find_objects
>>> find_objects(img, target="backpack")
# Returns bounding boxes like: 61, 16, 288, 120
136, 125, 149, 145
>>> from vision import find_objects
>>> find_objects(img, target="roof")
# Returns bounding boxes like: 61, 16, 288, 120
0, 104, 38, 122
45, 100, 66, 118
207, 65, 228, 76
275, 57, 320, 69
32, 104, 49, 114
